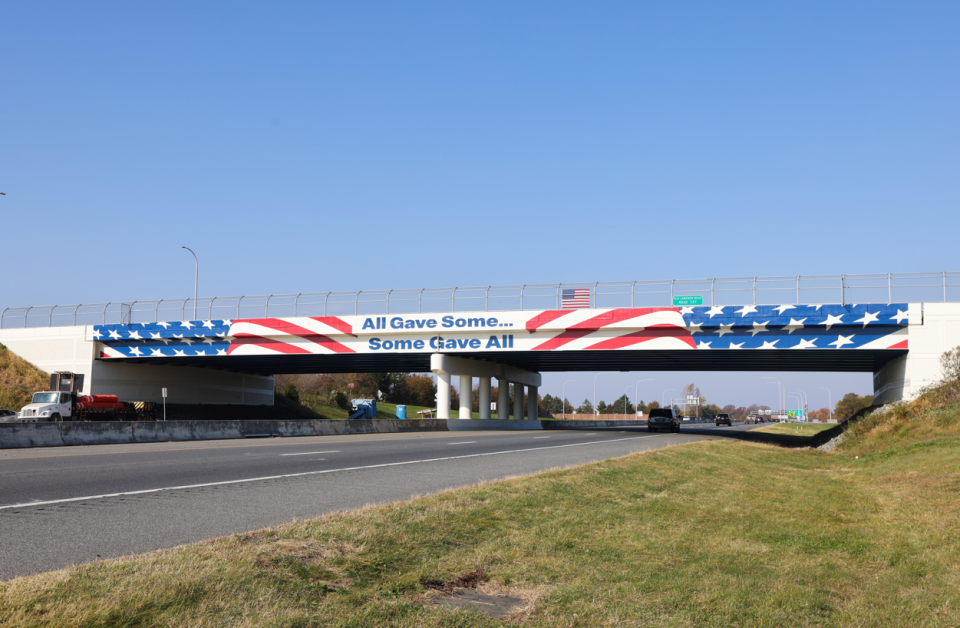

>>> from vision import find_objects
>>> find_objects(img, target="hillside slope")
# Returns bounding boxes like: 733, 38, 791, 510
0, 344, 48, 411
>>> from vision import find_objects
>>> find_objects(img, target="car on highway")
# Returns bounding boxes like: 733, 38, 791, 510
648, 407, 681, 432
715, 412, 732, 427
0, 409, 18, 422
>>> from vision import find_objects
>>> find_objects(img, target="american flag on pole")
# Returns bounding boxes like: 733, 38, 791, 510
561, 288, 591, 309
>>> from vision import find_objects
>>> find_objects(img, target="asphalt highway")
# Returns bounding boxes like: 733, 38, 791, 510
0, 423, 755, 580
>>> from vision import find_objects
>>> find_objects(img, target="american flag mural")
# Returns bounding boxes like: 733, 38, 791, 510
93, 303, 913, 359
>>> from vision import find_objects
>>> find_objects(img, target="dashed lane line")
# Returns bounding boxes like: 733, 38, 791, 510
0, 436, 653, 511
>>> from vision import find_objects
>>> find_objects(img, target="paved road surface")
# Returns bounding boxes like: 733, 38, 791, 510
0, 423, 755, 580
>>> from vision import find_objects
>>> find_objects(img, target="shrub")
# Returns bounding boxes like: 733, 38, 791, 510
284, 383, 300, 404
332, 391, 350, 410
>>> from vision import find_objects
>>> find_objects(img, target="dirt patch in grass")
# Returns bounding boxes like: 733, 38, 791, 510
2, 402, 960, 626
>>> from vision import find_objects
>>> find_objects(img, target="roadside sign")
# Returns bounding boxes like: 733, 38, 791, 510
673, 295, 703, 306
490, 402, 496, 411
162, 388, 167, 398
348, 383, 354, 389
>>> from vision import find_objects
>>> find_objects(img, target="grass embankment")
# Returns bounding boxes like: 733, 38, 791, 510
297, 396, 435, 420
0, 344, 47, 411
3, 402, 960, 625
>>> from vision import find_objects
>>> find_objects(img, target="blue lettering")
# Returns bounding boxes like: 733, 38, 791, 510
427, 319, 437, 328
429, 335, 441, 349
455, 318, 467, 328
486, 336, 501, 348
415, 319, 427, 329
456, 339, 469, 348
469, 338, 481, 349
413, 339, 425, 350
467, 317, 485, 328
404, 319, 416, 329
445, 338, 457, 349
487, 317, 498, 327
395, 340, 412, 350
390, 317, 403, 329
382, 340, 393, 350
369, 337, 381, 350
363, 318, 376, 330
441, 316, 454, 328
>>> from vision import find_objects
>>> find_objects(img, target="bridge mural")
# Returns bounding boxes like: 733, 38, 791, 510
93, 303, 911, 360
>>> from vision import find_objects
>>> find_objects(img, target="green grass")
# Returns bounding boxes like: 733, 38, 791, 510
3, 402, 960, 626
753, 422, 837, 437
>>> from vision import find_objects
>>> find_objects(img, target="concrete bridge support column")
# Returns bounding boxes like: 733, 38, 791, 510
436, 372, 451, 420
478, 377, 491, 419
513, 384, 524, 421
498, 378, 510, 419
459, 375, 472, 419
527, 385, 538, 421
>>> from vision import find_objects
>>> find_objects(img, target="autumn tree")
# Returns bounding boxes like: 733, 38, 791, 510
834, 392, 875, 421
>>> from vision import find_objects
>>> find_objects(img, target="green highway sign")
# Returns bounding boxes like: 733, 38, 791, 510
672, 295, 703, 306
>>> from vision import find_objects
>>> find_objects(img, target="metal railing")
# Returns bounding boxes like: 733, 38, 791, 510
2, 271, 958, 329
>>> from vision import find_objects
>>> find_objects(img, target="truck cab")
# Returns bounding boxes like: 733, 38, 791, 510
19, 391, 74, 422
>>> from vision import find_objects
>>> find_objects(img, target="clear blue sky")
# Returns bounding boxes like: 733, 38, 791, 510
2, 2, 958, 410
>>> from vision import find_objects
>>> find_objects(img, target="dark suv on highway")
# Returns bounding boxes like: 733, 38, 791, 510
715, 412, 732, 427
648, 408, 681, 433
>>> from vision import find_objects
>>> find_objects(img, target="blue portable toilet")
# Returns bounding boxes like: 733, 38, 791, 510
396, 405, 406, 420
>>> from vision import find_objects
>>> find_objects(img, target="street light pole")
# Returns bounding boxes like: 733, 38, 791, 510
820, 387, 833, 421
661, 388, 675, 409
623, 385, 632, 420
182, 246, 198, 321
762, 376, 783, 417
593, 373, 603, 418
562, 379, 575, 420
635, 379, 652, 419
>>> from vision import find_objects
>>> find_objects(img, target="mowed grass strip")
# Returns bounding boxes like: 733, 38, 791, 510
752, 422, 837, 437
3, 409, 960, 626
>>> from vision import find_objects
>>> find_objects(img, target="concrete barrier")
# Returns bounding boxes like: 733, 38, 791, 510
0, 416, 638, 449
542, 420, 648, 429
447, 419, 542, 431
0, 418, 453, 450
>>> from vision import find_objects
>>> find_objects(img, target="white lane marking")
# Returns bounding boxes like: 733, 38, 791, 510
0, 436, 653, 511
584, 433, 597, 435
448, 442, 477, 445
280, 451, 340, 456
532, 436, 550, 439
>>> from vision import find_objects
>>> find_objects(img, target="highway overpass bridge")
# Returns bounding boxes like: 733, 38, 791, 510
2, 273, 958, 419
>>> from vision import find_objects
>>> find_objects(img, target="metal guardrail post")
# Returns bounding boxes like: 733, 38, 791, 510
73, 304, 80, 326
796, 276, 800, 305
631, 281, 636, 308
265, 295, 272, 317
417, 288, 423, 314
354, 291, 360, 315
452, 287, 457, 312
485, 286, 490, 312
294, 293, 301, 317
944, 271, 948, 302
519, 285, 525, 310
711, 278, 715, 306
670, 279, 674, 306
102, 303, 108, 324
888, 273, 892, 304
25, 307, 33, 329
48, 306, 53, 327
386, 289, 393, 314
840, 275, 845, 306
323, 292, 329, 316
237, 297, 243, 319
752, 278, 756, 305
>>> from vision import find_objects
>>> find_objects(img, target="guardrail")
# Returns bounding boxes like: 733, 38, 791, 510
3, 271, 958, 329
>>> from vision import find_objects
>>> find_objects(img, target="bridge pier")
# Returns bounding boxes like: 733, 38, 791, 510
497, 377, 510, 419
528, 385, 539, 420
478, 377, 491, 419
459, 375, 472, 419
430, 354, 541, 422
